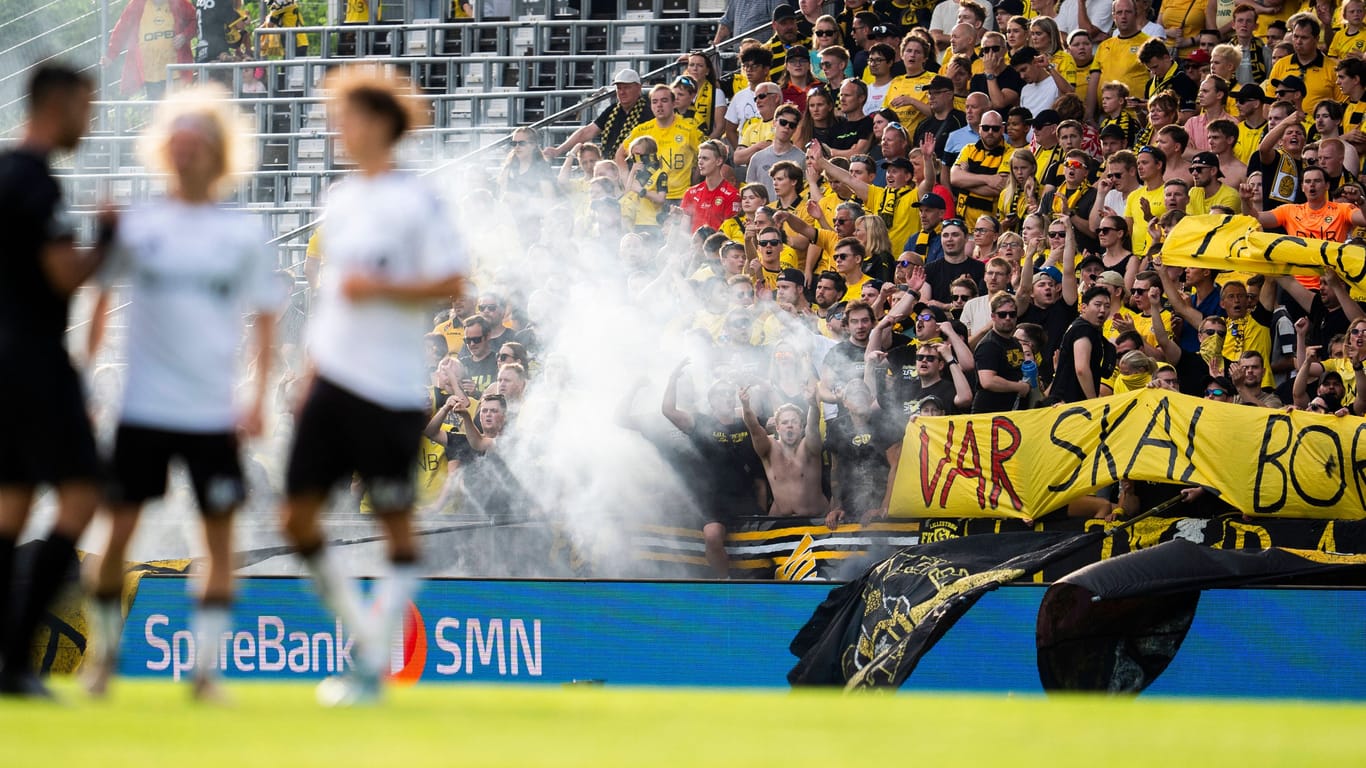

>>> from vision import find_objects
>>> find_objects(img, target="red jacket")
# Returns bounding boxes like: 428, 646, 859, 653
106, 0, 196, 95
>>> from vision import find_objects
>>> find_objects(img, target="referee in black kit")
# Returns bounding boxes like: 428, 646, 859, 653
0, 64, 110, 697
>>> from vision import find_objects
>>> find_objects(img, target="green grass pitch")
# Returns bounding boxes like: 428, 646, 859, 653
2, 679, 1364, 766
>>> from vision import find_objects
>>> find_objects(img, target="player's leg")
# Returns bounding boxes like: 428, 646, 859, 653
185, 432, 247, 701
85, 503, 141, 697
282, 379, 365, 633
0, 485, 35, 676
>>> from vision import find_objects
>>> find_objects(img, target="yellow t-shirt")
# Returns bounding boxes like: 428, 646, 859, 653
139, 3, 176, 82
1123, 184, 1166, 257
865, 184, 921, 256
841, 272, 872, 301
1222, 311, 1274, 388
345, 0, 378, 23
1263, 53, 1345, 114
740, 116, 776, 149
1332, 27, 1366, 60
620, 118, 702, 200
882, 70, 936, 136
1092, 33, 1152, 100
1187, 183, 1242, 215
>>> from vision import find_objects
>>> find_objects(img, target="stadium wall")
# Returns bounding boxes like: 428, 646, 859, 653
119, 576, 1366, 699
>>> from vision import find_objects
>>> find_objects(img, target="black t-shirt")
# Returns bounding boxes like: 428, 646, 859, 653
196, 0, 239, 60
971, 330, 1026, 413
970, 69, 1025, 99
913, 110, 967, 166
822, 115, 874, 151
826, 413, 895, 511
823, 340, 868, 389
0, 149, 70, 366
925, 256, 985, 302
1050, 317, 1114, 403
456, 349, 500, 398
689, 414, 760, 503
1171, 348, 1210, 398
883, 344, 962, 418
1308, 292, 1353, 349
1021, 297, 1077, 362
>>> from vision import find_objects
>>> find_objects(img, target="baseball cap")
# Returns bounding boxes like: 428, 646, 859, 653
1189, 151, 1222, 176
927, 75, 954, 92
882, 156, 914, 172
613, 68, 641, 85
1077, 253, 1106, 272
912, 303, 948, 322
912, 192, 946, 209
772, 3, 798, 22
1033, 109, 1061, 128
1097, 270, 1126, 289
1185, 49, 1211, 65
870, 23, 900, 38
1099, 123, 1127, 140
777, 268, 805, 287
1033, 265, 1062, 284
1271, 75, 1306, 94
787, 44, 810, 59
996, 0, 1024, 14
1234, 83, 1273, 104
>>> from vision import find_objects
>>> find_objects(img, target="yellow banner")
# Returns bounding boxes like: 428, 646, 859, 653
1160, 214, 1366, 286
890, 389, 1366, 520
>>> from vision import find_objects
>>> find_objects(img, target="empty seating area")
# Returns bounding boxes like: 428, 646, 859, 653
24, 0, 744, 271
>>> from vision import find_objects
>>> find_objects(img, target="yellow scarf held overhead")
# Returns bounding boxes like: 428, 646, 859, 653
1160, 214, 1366, 287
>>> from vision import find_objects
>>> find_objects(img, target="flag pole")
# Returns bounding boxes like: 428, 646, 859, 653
1105, 494, 1187, 536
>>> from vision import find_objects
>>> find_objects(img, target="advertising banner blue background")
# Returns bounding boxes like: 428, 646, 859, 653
121, 577, 1366, 699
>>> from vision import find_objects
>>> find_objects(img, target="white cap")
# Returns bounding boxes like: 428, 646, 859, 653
612, 68, 642, 85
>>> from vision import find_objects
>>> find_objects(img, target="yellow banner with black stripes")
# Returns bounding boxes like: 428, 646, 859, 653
1160, 214, 1366, 284
890, 389, 1366, 520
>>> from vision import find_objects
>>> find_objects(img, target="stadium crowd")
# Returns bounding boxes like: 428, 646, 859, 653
328, 0, 1366, 576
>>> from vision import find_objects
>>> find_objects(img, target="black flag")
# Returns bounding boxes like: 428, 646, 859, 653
790, 530, 1102, 689
1037, 540, 1366, 693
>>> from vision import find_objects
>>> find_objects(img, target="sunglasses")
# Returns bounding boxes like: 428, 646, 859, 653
1064, 159, 1086, 169
917, 312, 935, 322
1048, 231, 1066, 238
510, 140, 531, 147
995, 310, 1017, 318
1106, 172, 1122, 179
777, 118, 798, 128
465, 335, 486, 343
755, 92, 777, 99
1352, 328, 1366, 336
1096, 226, 1117, 235
973, 226, 996, 234
835, 252, 857, 260
497, 352, 515, 360
979, 124, 1002, 132
758, 238, 783, 247
884, 122, 909, 136
981, 45, 1002, 53
1198, 328, 1223, 336
478, 303, 499, 311
896, 260, 912, 268
815, 28, 838, 36
1205, 388, 1228, 397
951, 294, 971, 301
916, 354, 940, 362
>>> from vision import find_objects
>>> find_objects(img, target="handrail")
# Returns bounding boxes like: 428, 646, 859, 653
0, 0, 83, 33
0, 36, 99, 87
263, 20, 771, 247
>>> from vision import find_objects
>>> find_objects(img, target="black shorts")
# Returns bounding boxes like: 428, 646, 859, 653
285, 377, 428, 512
0, 356, 99, 487
108, 425, 245, 516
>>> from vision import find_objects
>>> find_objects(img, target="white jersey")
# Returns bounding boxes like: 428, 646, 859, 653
308, 171, 468, 410
102, 201, 281, 432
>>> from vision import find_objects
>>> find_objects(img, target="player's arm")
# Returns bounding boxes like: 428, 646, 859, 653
341, 269, 466, 303
86, 289, 111, 364
44, 211, 116, 296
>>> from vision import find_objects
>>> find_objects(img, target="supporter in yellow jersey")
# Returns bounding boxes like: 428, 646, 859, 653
1219, 279, 1277, 388
720, 183, 769, 243
1330, 0, 1366, 60
263, 0, 309, 56
810, 143, 922, 259
882, 36, 936, 135
1338, 58, 1366, 142
1088, 0, 1151, 104
1263, 14, 1343, 113
1124, 145, 1168, 258
950, 110, 1012, 235
1182, 151, 1238, 213
621, 136, 669, 232
616, 84, 702, 201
